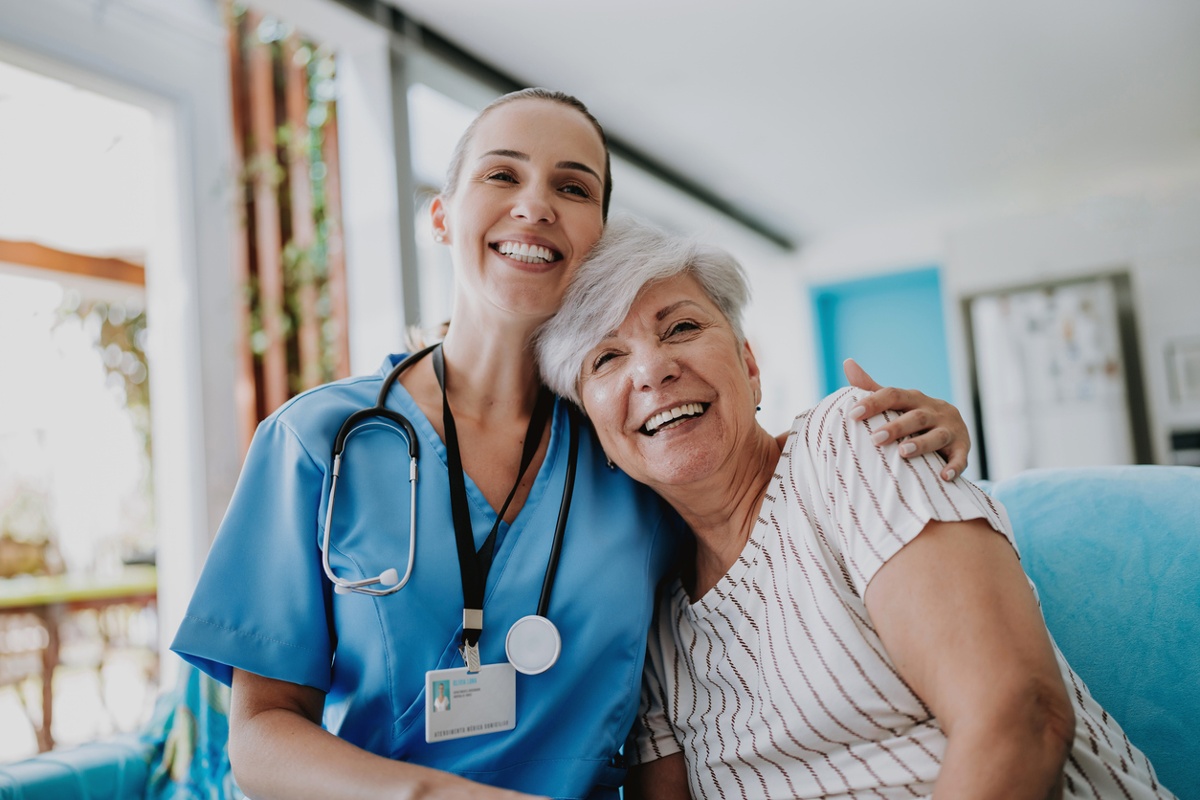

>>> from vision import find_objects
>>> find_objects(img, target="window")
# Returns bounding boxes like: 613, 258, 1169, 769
0, 59, 158, 761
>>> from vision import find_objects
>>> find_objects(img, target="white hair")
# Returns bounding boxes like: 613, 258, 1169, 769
535, 215, 751, 406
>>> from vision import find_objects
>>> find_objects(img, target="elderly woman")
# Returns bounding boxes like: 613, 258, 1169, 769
536, 217, 1174, 800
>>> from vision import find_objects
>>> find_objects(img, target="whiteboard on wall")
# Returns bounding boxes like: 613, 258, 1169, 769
965, 273, 1152, 481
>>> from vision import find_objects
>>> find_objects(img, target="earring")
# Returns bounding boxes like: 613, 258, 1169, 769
605, 454, 615, 470
434, 231, 446, 243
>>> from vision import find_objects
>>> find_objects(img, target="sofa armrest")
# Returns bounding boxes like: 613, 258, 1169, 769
0, 736, 153, 800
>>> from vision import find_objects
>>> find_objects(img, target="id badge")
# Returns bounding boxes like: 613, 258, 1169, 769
425, 663, 516, 743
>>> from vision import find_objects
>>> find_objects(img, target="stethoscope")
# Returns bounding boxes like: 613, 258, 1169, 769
321, 342, 578, 675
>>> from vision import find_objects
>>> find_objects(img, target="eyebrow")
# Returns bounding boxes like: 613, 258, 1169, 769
598, 300, 705, 341
656, 300, 703, 321
480, 149, 602, 183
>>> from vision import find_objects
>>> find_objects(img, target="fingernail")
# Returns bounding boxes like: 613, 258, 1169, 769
944, 469, 957, 481
850, 405, 866, 420
899, 442, 916, 456
871, 430, 889, 445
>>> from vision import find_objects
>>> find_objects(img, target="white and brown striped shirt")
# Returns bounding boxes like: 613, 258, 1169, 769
630, 388, 1174, 800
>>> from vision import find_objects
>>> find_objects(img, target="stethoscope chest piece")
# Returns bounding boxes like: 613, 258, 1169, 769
505, 614, 561, 675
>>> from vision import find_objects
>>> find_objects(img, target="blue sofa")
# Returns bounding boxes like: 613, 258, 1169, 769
990, 465, 1199, 799
0, 738, 153, 800
0, 656, 239, 800
1, 465, 1196, 798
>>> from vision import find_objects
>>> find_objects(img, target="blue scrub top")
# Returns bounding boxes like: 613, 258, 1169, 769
171, 354, 680, 799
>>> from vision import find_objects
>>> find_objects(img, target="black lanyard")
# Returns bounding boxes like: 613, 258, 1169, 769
431, 344, 555, 669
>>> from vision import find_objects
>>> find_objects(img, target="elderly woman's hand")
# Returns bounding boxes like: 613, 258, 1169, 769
842, 358, 969, 482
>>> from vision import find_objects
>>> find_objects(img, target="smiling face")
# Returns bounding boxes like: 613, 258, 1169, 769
431, 98, 607, 324
579, 273, 763, 493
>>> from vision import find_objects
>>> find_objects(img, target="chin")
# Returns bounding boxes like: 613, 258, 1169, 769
634, 450, 721, 490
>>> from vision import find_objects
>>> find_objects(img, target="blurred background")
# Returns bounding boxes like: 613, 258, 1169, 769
1, 0, 1198, 763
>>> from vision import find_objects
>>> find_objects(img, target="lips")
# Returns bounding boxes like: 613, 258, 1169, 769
492, 240, 562, 265
641, 402, 708, 435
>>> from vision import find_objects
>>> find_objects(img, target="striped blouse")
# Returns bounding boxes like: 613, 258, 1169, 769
630, 388, 1174, 800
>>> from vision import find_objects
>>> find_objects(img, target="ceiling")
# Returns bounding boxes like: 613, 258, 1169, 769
382, 0, 1200, 250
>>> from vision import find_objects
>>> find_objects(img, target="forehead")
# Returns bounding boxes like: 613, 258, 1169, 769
600, 273, 720, 342
468, 99, 605, 166
630, 273, 713, 318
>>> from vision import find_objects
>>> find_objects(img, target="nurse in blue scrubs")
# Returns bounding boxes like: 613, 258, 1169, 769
171, 88, 972, 799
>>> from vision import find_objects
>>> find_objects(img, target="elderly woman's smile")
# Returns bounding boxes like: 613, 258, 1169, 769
641, 401, 708, 434
579, 273, 764, 490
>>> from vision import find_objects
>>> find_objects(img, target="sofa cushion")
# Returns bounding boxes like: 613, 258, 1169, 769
0, 736, 152, 800
991, 465, 1199, 798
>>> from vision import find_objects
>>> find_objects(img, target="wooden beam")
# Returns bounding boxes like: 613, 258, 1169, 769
246, 10, 289, 415
226, 2, 259, 453
321, 104, 351, 379
0, 239, 144, 286
284, 33, 322, 392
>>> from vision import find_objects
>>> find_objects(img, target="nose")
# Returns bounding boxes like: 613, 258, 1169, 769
631, 343, 679, 391
510, 183, 556, 224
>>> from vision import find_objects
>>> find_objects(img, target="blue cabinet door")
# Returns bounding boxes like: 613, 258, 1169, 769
810, 267, 952, 402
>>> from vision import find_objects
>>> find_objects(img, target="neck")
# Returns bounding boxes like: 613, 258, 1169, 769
437, 316, 544, 423
661, 427, 782, 598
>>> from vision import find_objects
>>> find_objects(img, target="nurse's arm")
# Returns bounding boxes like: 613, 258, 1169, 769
864, 519, 1075, 800
229, 668, 545, 800
625, 752, 690, 800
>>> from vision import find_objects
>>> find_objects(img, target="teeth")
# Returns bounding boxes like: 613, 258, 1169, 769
496, 241, 556, 264
644, 402, 705, 433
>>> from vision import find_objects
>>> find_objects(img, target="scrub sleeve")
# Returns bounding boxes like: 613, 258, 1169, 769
173, 410, 334, 690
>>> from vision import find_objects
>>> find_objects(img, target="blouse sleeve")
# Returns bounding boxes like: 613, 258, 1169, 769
796, 387, 1013, 598
170, 413, 336, 691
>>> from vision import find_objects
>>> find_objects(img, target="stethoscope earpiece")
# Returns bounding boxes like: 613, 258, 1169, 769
332, 568, 402, 596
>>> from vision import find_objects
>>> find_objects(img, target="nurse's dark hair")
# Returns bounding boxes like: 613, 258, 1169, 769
440, 88, 613, 221
535, 215, 751, 407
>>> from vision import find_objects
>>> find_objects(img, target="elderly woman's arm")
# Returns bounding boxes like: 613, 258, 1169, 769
864, 519, 1076, 800
843, 358, 970, 481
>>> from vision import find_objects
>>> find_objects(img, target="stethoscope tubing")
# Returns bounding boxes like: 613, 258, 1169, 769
321, 438, 418, 596
537, 406, 579, 617
320, 346, 433, 597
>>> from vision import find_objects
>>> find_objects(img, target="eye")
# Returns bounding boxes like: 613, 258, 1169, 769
560, 182, 591, 198
590, 350, 619, 371
485, 170, 517, 184
665, 320, 701, 337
